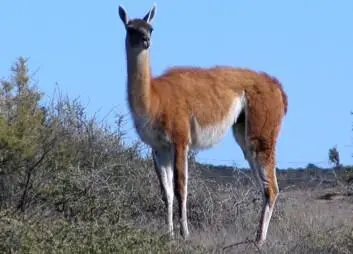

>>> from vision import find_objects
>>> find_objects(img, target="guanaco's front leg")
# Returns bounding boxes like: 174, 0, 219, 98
173, 143, 190, 238
152, 149, 175, 238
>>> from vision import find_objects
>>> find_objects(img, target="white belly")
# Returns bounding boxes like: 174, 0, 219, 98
190, 94, 245, 149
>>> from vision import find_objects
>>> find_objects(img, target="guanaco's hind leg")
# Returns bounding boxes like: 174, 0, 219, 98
233, 121, 262, 188
247, 133, 282, 245
236, 131, 279, 246
233, 101, 283, 247
152, 149, 175, 238
251, 148, 279, 246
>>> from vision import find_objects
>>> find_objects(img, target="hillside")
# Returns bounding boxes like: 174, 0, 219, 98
1, 58, 352, 253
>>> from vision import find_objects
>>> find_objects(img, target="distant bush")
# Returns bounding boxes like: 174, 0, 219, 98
329, 146, 341, 169
306, 163, 321, 169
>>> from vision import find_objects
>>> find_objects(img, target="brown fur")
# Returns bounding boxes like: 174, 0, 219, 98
145, 67, 287, 144
129, 66, 287, 142
119, 4, 288, 245
127, 52, 152, 115
129, 60, 287, 241
260, 72, 288, 115
174, 143, 187, 205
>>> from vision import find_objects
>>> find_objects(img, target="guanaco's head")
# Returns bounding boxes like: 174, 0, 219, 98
118, 4, 156, 53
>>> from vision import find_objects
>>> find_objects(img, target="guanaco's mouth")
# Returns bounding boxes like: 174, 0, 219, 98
142, 39, 150, 49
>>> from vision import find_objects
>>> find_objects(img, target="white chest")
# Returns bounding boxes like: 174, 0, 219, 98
133, 115, 171, 149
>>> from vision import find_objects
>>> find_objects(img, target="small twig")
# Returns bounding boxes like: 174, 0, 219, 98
222, 237, 262, 253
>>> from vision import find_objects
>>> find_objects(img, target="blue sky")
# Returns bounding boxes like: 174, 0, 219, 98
1, 1, 353, 169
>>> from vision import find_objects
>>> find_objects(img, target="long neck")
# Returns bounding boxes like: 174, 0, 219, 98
126, 49, 152, 116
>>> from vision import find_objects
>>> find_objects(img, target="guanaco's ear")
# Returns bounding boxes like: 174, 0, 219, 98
143, 3, 156, 24
118, 5, 129, 25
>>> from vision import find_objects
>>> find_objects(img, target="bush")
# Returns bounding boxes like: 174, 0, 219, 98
0, 58, 205, 253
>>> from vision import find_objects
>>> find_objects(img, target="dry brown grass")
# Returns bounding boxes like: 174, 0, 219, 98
1, 143, 353, 253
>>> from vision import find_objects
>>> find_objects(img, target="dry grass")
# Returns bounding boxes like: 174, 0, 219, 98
2, 156, 352, 253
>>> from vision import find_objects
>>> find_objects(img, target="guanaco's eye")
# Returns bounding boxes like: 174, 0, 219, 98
127, 27, 138, 34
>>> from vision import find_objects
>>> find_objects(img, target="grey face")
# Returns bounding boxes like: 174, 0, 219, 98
126, 20, 153, 49
118, 4, 156, 50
